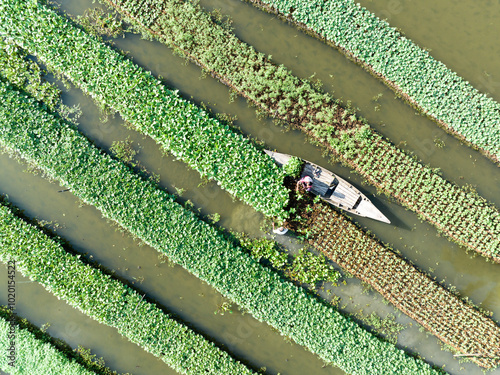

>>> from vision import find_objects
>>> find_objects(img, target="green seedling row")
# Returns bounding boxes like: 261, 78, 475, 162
306, 203, 500, 369
0, 0, 289, 220
99, 0, 500, 260
0, 80, 442, 375
246, 0, 500, 163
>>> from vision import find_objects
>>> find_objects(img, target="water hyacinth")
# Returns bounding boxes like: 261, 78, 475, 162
247, 0, 500, 163
0, 79, 443, 375
0, 0, 289, 220
97, 0, 500, 260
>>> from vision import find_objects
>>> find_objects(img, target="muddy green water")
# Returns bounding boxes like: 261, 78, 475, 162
0, 0, 499, 374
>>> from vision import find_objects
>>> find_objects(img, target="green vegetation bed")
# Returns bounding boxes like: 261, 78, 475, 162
0, 0, 289, 220
0, 79, 443, 375
305, 202, 500, 369
0, 309, 98, 375
0, 40, 343, 295
0, 38, 61, 112
244, 0, 500, 164
0, 202, 256, 375
3, 41, 496, 370
85, 0, 500, 261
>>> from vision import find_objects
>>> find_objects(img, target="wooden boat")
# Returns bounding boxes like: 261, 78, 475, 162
265, 150, 390, 224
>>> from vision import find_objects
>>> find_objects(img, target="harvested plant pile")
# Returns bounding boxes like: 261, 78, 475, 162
305, 202, 500, 369
245, 0, 500, 163
92, 0, 500, 261
0, 79, 443, 375
0, 0, 289, 220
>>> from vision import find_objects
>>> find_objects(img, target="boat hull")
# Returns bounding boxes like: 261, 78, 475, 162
265, 150, 390, 224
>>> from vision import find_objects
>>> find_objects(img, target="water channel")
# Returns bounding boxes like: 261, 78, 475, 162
0, 0, 498, 374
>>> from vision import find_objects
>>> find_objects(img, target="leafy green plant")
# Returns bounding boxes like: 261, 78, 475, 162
283, 156, 303, 178
207, 212, 221, 224
0, 37, 79, 120
433, 138, 445, 149
238, 235, 289, 269
290, 248, 338, 286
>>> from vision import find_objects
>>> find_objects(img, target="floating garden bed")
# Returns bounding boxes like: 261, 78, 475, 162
0, 0, 289, 220
0, 78, 443, 375
0, 307, 102, 375
87, 0, 500, 261
243, 0, 500, 164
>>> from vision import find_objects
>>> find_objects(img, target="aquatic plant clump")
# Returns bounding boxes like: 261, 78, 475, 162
304, 202, 500, 369
0, 82, 442, 375
1, 45, 477, 367
0, 311, 98, 375
247, 0, 500, 163
0, 0, 288, 220
0, 40, 342, 330
98, 0, 500, 260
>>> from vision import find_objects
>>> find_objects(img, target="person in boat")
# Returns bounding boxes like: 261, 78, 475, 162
272, 222, 288, 235
296, 175, 313, 192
